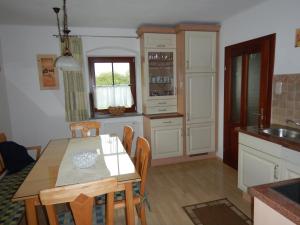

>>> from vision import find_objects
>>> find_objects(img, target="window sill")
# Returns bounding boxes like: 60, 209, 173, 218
91, 112, 143, 120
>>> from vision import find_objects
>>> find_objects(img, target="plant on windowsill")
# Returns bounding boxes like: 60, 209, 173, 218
108, 106, 126, 116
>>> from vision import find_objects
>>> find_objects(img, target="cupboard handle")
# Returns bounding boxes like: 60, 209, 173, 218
158, 109, 167, 112
157, 44, 166, 48
181, 128, 183, 136
163, 121, 172, 124
186, 60, 190, 69
187, 128, 190, 136
157, 102, 167, 105
274, 164, 279, 180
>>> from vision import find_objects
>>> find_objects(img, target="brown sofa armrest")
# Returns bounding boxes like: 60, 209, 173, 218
26, 145, 41, 160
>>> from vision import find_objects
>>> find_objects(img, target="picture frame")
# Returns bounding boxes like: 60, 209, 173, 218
37, 54, 59, 90
295, 28, 300, 48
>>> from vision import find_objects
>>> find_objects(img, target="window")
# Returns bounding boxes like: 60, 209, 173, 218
88, 57, 136, 116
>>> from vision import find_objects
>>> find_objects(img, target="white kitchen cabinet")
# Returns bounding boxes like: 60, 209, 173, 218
185, 31, 216, 73
238, 132, 300, 193
238, 144, 281, 192
186, 73, 215, 124
144, 117, 183, 159
140, 33, 177, 114
186, 123, 214, 155
183, 31, 217, 155
282, 147, 300, 179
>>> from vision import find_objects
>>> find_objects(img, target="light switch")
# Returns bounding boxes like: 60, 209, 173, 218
275, 81, 282, 95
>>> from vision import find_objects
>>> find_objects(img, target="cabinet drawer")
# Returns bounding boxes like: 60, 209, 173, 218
144, 33, 176, 49
145, 105, 177, 114
147, 99, 177, 107
151, 117, 182, 127
239, 133, 281, 158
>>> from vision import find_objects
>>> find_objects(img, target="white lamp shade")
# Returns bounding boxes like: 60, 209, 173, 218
55, 55, 81, 71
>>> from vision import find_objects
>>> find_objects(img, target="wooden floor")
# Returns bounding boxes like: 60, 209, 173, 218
20, 158, 252, 225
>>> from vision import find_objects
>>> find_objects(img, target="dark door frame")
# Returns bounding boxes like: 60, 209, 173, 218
223, 34, 276, 169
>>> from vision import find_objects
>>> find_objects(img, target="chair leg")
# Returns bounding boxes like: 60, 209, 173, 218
140, 203, 147, 225
106, 192, 114, 225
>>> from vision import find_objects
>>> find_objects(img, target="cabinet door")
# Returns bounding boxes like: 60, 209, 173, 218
144, 49, 177, 99
185, 31, 216, 73
186, 73, 214, 124
238, 144, 281, 192
284, 162, 300, 179
151, 125, 183, 159
186, 123, 214, 155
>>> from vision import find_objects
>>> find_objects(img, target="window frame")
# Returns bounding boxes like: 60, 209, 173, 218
88, 56, 137, 116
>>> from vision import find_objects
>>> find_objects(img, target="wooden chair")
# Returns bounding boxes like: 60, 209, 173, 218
116, 137, 151, 225
69, 121, 101, 138
122, 125, 134, 156
0, 132, 41, 175
40, 178, 117, 225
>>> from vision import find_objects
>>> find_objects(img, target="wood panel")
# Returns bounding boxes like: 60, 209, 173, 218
175, 24, 220, 32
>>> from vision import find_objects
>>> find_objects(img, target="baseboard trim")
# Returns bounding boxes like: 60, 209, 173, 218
151, 152, 217, 166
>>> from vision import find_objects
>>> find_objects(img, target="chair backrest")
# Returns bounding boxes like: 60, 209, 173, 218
135, 137, 151, 196
69, 121, 101, 138
122, 126, 134, 156
0, 133, 7, 174
40, 178, 117, 225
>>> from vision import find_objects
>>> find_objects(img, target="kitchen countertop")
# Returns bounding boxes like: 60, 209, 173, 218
238, 125, 300, 152
249, 178, 300, 225
143, 113, 183, 119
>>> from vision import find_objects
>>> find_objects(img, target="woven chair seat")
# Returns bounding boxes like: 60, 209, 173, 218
0, 163, 34, 225
96, 182, 140, 203
57, 205, 105, 225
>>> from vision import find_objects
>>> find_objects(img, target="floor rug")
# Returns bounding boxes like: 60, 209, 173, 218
183, 198, 252, 225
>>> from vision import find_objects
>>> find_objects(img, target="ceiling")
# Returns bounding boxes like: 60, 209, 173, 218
0, 0, 268, 29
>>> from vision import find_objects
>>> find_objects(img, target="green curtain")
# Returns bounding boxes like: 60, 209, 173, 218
61, 37, 89, 121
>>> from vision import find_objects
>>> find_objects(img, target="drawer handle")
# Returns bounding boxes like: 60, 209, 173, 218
157, 44, 166, 47
274, 165, 279, 180
157, 102, 167, 105
163, 121, 172, 124
158, 109, 167, 112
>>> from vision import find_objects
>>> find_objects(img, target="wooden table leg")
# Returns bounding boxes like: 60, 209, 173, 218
125, 183, 135, 225
25, 197, 38, 225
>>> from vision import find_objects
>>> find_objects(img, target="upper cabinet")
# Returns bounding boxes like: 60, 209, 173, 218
144, 33, 176, 49
185, 31, 216, 73
139, 31, 177, 114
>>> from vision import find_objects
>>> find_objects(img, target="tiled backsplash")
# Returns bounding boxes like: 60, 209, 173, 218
271, 74, 300, 128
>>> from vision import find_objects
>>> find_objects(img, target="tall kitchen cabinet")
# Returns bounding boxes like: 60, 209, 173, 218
138, 27, 184, 160
176, 24, 220, 155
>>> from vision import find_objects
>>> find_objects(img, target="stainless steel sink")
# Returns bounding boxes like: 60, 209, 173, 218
261, 127, 300, 142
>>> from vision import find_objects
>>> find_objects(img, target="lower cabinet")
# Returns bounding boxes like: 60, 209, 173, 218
238, 144, 281, 192
186, 123, 214, 155
144, 117, 183, 159
282, 147, 300, 179
238, 132, 300, 193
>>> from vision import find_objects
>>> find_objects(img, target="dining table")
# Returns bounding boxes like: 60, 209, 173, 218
12, 134, 141, 225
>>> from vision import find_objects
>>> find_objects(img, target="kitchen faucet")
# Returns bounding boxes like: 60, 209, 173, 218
286, 119, 300, 126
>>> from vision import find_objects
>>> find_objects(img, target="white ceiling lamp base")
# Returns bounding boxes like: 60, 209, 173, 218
55, 55, 81, 72
53, 0, 80, 72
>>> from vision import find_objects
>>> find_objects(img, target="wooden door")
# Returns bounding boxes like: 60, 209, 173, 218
223, 34, 275, 169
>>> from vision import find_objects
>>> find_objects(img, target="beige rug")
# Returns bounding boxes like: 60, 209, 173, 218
183, 198, 252, 225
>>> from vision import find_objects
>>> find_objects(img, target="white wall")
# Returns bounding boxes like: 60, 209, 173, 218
0, 25, 143, 150
218, 0, 300, 158
0, 39, 12, 137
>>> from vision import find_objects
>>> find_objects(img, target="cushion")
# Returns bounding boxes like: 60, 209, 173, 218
0, 141, 34, 174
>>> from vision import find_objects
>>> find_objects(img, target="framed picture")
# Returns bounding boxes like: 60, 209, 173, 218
37, 54, 59, 90
295, 28, 300, 47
